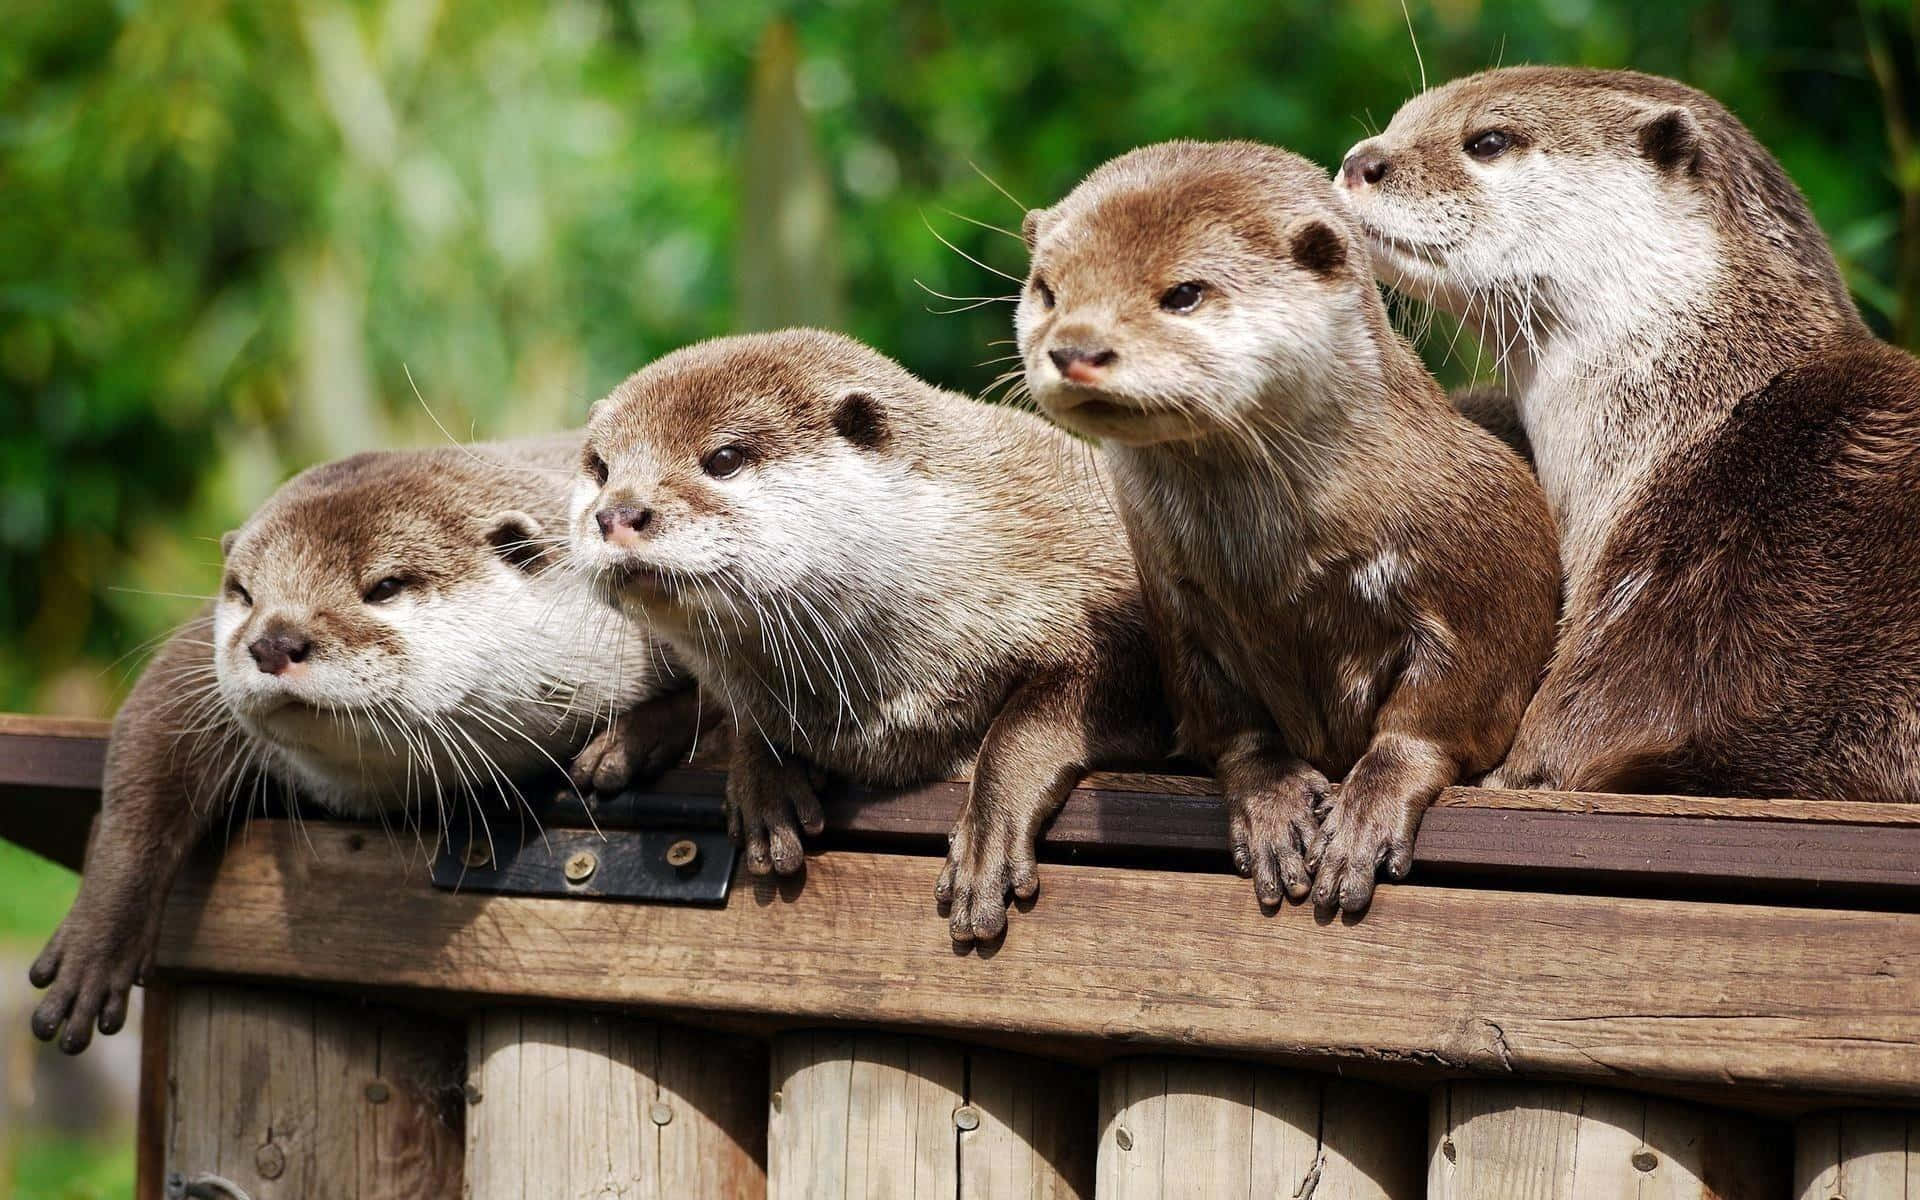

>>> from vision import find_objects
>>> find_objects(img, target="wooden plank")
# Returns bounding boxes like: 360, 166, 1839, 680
1430, 1082, 1787, 1198
155, 823, 1920, 1101
1795, 1110, 1920, 1199
465, 1008, 765, 1199
769, 1031, 1091, 1198
163, 983, 463, 1198
1096, 1058, 1422, 1199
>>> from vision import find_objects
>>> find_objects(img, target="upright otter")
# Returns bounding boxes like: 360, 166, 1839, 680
1340, 67, 1920, 799
569, 329, 1171, 942
31, 437, 697, 1052
1017, 141, 1558, 913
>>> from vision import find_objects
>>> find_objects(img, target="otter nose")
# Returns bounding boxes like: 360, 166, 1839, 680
248, 631, 312, 676
595, 505, 654, 548
1048, 347, 1117, 384
1341, 150, 1392, 187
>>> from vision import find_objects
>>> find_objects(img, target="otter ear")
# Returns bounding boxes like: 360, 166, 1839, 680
833, 391, 889, 451
1637, 106, 1702, 174
219, 530, 239, 558
1021, 208, 1049, 252
1286, 218, 1348, 276
483, 510, 548, 574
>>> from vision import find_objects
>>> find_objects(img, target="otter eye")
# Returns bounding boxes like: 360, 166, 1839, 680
585, 450, 610, 486
1160, 282, 1207, 314
226, 579, 252, 607
703, 444, 749, 479
1465, 129, 1514, 160
1033, 277, 1056, 309
363, 577, 408, 604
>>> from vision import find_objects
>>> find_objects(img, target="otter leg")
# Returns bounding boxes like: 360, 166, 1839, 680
1216, 735, 1329, 909
937, 669, 1166, 945
725, 732, 824, 876
569, 685, 715, 795
1309, 731, 1456, 915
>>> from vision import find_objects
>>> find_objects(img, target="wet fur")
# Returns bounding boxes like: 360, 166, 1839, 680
1343, 67, 1920, 800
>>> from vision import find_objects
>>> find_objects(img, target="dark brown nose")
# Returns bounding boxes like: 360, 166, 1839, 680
595, 505, 653, 545
1048, 347, 1117, 382
1342, 151, 1391, 187
248, 631, 312, 675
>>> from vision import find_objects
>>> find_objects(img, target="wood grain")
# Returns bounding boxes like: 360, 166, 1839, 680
1795, 1110, 1920, 1199
1096, 1058, 1423, 1198
769, 1031, 1092, 1198
464, 1008, 766, 1200
163, 983, 463, 1199
1429, 1082, 1787, 1199
154, 823, 1920, 1100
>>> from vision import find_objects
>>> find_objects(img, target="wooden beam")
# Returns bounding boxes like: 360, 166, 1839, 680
0, 716, 109, 871
155, 822, 1920, 1102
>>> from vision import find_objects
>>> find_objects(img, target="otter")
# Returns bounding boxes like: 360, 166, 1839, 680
30, 437, 699, 1053
1017, 141, 1559, 913
1340, 67, 1920, 800
569, 329, 1171, 943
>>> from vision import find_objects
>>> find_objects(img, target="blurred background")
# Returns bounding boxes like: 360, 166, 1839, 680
2, 0, 1914, 1193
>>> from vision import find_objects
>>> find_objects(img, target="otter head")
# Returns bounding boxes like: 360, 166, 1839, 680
212, 449, 563, 807
1332, 67, 1816, 331
1018, 141, 1370, 448
572, 329, 908, 630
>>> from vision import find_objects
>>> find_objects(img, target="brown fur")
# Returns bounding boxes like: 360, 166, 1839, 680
574, 329, 1173, 942
1347, 67, 1920, 801
1018, 142, 1559, 912
31, 437, 696, 1053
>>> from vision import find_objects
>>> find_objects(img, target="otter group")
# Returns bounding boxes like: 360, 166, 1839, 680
35, 66, 1920, 1051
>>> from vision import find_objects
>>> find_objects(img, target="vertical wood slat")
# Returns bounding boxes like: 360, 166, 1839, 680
1796, 1111, 1920, 1199
463, 1008, 766, 1200
164, 983, 463, 1199
1096, 1057, 1423, 1199
1431, 1082, 1787, 1199
769, 1030, 1095, 1198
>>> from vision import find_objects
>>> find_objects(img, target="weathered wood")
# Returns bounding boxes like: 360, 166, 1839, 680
769, 1030, 1092, 1198
136, 984, 172, 1200
1430, 1082, 1788, 1198
1097, 1057, 1422, 1198
464, 1008, 765, 1199
1795, 1110, 1920, 1199
154, 823, 1920, 1101
164, 982, 463, 1199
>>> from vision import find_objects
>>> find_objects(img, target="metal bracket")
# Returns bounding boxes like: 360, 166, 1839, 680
430, 782, 735, 905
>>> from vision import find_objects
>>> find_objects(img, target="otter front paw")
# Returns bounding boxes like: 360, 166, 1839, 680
28, 910, 150, 1055
1308, 793, 1424, 915
569, 691, 703, 794
725, 755, 824, 876
934, 809, 1041, 945
1227, 765, 1327, 908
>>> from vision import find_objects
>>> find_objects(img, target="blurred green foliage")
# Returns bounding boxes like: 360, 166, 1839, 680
1, 0, 1915, 715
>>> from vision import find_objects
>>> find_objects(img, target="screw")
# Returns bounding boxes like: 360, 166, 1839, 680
666, 839, 700, 870
365, 1081, 391, 1104
1441, 1137, 1458, 1164
564, 850, 598, 884
650, 1101, 674, 1126
464, 1081, 483, 1105
953, 1105, 980, 1132
770, 1090, 784, 1113
255, 1142, 286, 1179
1631, 1150, 1658, 1173
464, 840, 491, 869
1114, 1126, 1133, 1151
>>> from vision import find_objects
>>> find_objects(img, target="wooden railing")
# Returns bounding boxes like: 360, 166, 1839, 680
4, 712, 1917, 1199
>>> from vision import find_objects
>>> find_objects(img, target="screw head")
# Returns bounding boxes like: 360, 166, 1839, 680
564, 850, 598, 883
464, 840, 491, 868
953, 1105, 980, 1132
1631, 1150, 1658, 1173
255, 1142, 286, 1179
650, 1101, 674, 1126
365, 1081, 391, 1104
665, 839, 700, 869
1115, 1126, 1133, 1151
770, 1090, 784, 1113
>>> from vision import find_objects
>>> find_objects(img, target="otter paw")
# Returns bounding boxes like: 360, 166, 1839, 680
28, 923, 143, 1055
1308, 795, 1422, 915
935, 816, 1040, 945
725, 760, 824, 877
1227, 767, 1328, 908
569, 701, 696, 795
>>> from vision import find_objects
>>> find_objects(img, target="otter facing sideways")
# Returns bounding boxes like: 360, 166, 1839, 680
1019, 141, 1559, 913
31, 437, 698, 1052
569, 329, 1173, 942
1342, 67, 1920, 800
